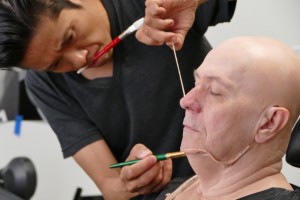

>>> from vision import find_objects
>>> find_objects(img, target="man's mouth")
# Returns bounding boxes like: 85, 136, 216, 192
89, 49, 113, 68
183, 124, 199, 133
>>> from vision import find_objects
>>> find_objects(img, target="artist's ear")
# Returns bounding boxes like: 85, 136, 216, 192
255, 106, 290, 143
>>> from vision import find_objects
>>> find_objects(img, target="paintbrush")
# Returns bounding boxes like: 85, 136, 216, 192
109, 151, 186, 168
77, 17, 144, 74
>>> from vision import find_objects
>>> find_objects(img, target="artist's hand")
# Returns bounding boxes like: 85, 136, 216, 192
120, 144, 172, 195
136, 0, 207, 50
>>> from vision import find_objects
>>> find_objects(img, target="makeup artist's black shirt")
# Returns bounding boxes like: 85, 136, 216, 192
25, 0, 236, 199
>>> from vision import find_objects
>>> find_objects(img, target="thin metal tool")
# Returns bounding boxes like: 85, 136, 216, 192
172, 44, 185, 96
109, 151, 186, 168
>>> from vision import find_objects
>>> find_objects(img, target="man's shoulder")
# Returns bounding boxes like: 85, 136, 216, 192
25, 70, 68, 83
239, 186, 300, 200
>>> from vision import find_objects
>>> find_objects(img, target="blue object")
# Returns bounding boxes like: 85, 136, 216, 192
14, 115, 23, 136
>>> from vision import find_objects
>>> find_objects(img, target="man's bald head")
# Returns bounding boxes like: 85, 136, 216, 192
206, 36, 300, 125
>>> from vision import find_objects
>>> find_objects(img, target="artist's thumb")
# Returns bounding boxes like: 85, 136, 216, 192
166, 34, 185, 50
127, 143, 153, 161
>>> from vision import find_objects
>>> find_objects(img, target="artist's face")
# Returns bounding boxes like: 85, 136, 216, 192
22, 0, 112, 72
180, 44, 264, 162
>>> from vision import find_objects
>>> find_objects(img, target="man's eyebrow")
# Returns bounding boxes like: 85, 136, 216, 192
194, 70, 233, 89
58, 24, 72, 51
44, 25, 71, 72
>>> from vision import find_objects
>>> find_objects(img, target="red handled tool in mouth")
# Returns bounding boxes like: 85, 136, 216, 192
77, 17, 144, 74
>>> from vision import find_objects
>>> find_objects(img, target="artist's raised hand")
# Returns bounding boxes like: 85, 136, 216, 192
136, 0, 207, 50
120, 144, 172, 195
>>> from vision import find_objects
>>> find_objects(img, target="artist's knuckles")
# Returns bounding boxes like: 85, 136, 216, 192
120, 166, 135, 180
126, 182, 138, 193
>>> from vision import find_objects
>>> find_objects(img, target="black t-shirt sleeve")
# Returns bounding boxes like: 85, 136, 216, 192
25, 71, 102, 158
194, 0, 237, 34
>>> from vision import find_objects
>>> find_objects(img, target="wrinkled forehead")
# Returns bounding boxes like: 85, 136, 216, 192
196, 44, 284, 106
197, 37, 300, 110
197, 45, 259, 83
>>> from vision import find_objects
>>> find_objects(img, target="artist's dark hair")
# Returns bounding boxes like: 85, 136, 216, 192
0, 0, 81, 69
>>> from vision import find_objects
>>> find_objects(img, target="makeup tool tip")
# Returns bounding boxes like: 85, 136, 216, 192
77, 66, 89, 74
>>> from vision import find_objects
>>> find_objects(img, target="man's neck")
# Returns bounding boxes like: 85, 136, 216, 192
187, 148, 292, 199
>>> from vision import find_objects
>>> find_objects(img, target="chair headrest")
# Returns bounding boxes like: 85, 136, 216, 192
286, 118, 300, 168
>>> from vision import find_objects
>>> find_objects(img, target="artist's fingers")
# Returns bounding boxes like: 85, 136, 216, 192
126, 144, 152, 160
120, 155, 158, 191
133, 164, 163, 194
166, 31, 186, 50
145, 0, 166, 17
160, 159, 172, 187
125, 160, 170, 195
135, 28, 164, 46
123, 155, 157, 179
144, 17, 174, 30
146, 159, 172, 193
136, 25, 177, 46
144, 0, 173, 30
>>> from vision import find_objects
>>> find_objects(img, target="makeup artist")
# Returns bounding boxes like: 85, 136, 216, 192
0, 0, 236, 199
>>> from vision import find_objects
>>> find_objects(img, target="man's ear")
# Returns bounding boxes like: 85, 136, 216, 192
255, 106, 290, 143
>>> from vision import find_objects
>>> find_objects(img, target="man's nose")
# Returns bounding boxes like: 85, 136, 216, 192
64, 49, 88, 69
179, 87, 201, 113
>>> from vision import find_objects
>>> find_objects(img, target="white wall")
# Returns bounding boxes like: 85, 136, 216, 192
205, 0, 300, 186
0, 121, 100, 200
206, 0, 300, 48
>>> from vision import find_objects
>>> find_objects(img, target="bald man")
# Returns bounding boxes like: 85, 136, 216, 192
120, 36, 300, 200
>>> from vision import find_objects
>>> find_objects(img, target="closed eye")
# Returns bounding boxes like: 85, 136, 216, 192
210, 91, 222, 96
62, 32, 74, 47
210, 86, 222, 96
45, 60, 60, 72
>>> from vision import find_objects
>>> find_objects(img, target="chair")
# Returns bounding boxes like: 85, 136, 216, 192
73, 188, 104, 200
286, 118, 300, 168
0, 157, 37, 200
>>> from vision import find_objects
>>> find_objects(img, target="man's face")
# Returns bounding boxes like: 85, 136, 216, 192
22, 0, 112, 72
180, 44, 266, 162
